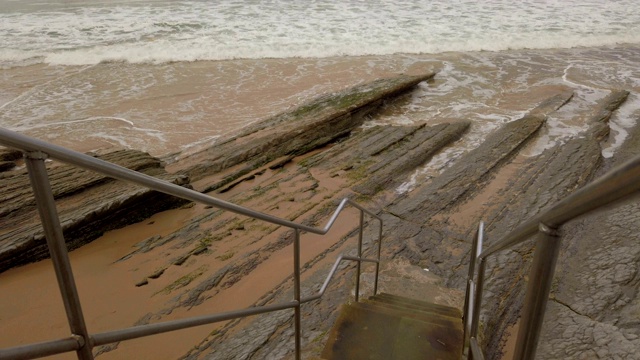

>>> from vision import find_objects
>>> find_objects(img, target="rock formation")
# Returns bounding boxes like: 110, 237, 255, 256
0, 72, 637, 359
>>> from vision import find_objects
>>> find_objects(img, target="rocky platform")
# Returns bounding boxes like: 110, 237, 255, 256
175, 84, 638, 359
1, 72, 638, 359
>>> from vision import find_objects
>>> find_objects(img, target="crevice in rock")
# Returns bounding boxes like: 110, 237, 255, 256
550, 296, 596, 322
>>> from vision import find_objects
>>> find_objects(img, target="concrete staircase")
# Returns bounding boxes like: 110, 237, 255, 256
321, 293, 463, 360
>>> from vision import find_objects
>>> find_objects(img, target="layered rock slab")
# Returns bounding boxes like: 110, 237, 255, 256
172, 73, 436, 192
0, 74, 434, 276
0, 149, 189, 273
173, 108, 473, 358
2, 72, 633, 360
472, 90, 633, 359
387, 89, 634, 359
388, 89, 573, 223
138, 121, 470, 359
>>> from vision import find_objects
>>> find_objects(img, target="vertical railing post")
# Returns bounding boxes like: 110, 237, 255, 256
354, 210, 364, 302
463, 222, 484, 351
373, 218, 383, 296
513, 222, 562, 360
469, 255, 487, 360
465, 282, 476, 359
293, 228, 302, 360
24, 151, 94, 360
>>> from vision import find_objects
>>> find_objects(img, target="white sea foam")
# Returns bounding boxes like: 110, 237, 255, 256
602, 93, 640, 158
91, 131, 135, 149
2, 0, 640, 67
176, 135, 221, 160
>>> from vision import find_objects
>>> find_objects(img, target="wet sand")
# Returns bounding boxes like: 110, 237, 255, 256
0, 202, 360, 359
0, 206, 202, 358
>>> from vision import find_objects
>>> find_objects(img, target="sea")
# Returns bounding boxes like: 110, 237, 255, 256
1, 0, 640, 190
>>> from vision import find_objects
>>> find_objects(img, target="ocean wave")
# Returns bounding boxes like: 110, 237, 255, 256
1, 0, 640, 67
1, 33, 638, 68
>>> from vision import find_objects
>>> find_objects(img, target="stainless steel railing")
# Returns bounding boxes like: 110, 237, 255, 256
0, 127, 383, 360
462, 153, 640, 359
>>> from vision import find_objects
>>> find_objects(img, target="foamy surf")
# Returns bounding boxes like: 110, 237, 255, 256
2, 0, 640, 67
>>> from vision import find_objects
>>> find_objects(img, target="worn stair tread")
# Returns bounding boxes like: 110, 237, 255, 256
371, 293, 462, 318
355, 301, 462, 329
322, 303, 463, 360
369, 295, 461, 319
373, 292, 462, 315
354, 301, 462, 325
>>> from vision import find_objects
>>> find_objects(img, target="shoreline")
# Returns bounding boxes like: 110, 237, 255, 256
4, 41, 640, 69
1, 44, 639, 159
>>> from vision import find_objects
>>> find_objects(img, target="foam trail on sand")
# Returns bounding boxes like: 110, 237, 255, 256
602, 93, 640, 158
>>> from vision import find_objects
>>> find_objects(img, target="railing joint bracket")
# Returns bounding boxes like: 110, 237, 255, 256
25, 150, 49, 160
71, 334, 86, 348
538, 222, 560, 237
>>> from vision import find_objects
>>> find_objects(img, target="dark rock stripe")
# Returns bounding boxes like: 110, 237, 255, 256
354, 122, 470, 196
469, 89, 631, 358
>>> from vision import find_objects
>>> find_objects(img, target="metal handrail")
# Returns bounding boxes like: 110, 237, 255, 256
462, 222, 483, 348
466, 153, 640, 360
91, 301, 300, 346
90, 255, 380, 347
0, 127, 383, 360
302, 254, 380, 303
0, 336, 82, 360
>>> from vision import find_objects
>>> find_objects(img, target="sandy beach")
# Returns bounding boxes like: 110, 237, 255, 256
1, 44, 640, 359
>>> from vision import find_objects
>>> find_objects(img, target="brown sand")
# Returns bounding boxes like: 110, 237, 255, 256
0, 204, 214, 355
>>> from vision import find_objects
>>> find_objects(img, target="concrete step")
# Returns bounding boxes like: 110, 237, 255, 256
356, 301, 461, 328
370, 292, 462, 319
322, 295, 463, 360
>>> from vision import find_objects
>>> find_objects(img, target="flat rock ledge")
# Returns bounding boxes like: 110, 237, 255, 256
170, 73, 436, 192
